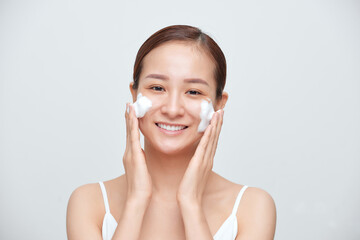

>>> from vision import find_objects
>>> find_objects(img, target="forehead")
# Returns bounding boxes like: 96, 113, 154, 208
140, 41, 216, 87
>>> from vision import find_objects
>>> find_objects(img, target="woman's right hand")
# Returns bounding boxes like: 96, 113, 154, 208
123, 103, 153, 203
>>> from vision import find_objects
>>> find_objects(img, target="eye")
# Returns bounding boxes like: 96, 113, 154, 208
186, 90, 201, 95
151, 86, 164, 92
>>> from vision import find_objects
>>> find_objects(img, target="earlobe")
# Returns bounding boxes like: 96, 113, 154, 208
129, 82, 137, 102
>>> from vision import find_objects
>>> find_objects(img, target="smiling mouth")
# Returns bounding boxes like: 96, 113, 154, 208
155, 123, 188, 131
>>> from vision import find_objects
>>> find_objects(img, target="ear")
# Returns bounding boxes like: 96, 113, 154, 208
129, 82, 137, 102
215, 91, 228, 111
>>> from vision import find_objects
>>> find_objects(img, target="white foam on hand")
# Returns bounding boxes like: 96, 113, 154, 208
197, 99, 215, 132
131, 93, 152, 118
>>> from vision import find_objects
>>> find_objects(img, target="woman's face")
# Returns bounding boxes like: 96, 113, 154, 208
131, 41, 226, 155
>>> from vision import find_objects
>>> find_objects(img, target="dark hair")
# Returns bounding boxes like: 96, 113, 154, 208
132, 25, 226, 99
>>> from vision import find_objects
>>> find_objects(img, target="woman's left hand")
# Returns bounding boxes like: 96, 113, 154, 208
177, 109, 224, 205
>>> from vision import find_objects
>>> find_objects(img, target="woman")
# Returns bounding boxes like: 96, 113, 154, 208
66, 25, 276, 240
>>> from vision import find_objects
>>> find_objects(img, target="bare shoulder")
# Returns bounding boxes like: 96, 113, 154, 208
236, 186, 277, 240
240, 186, 276, 212
66, 183, 104, 240
67, 182, 104, 214
68, 182, 103, 202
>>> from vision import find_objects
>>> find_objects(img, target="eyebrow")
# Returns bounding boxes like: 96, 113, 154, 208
145, 74, 209, 86
184, 78, 209, 86
145, 74, 169, 81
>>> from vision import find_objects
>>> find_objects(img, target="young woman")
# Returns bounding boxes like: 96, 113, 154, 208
66, 25, 276, 240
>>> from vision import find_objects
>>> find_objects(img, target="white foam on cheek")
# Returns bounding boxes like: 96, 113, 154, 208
197, 99, 215, 132
131, 93, 152, 118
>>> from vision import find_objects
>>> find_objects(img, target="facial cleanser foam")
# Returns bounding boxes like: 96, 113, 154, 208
132, 93, 152, 118
198, 99, 215, 132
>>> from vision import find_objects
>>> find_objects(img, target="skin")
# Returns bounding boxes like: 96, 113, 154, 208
66, 41, 277, 240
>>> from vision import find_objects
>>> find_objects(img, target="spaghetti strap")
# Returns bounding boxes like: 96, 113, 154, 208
99, 181, 110, 213
231, 185, 248, 216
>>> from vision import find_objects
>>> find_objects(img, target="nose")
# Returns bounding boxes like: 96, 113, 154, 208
160, 92, 185, 119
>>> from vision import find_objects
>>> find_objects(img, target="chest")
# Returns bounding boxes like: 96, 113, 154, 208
134, 200, 227, 240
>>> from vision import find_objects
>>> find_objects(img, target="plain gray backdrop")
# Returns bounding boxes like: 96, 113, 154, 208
0, 0, 359, 239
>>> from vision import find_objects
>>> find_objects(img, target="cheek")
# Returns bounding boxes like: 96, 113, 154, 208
147, 96, 164, 109
183, 99, 202, 120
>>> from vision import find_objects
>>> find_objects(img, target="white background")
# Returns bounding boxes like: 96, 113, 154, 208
0, 0, 359, 239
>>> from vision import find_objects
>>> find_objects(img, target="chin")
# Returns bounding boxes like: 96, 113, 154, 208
160, 142, 192, 155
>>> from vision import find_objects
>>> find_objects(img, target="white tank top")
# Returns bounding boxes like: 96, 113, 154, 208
99, 181, 248, 240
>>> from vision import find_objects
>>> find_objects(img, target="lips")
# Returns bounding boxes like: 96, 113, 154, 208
155, 123, 188, 131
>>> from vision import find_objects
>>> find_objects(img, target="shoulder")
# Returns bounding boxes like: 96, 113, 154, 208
69, 182, 102, 198
67, 183, 104, 214
236, 186, 277, 240
240, 186, 276, 214
66, 183, 104, 239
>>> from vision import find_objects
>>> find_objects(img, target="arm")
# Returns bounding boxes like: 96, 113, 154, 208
111, 197, 150, 240
236, 187, 277, 240
110, 103, 153, 240
112, 103, 153, 239
178, 199, 213, 240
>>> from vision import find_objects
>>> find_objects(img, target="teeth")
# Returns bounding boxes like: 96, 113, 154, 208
158, 123, 186, 131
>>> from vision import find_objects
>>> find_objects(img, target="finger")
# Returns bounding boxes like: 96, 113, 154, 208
129, 104, 141, 151
204, 112, 218, 164
125, 103, 131, 144
192, 123, 213, 161
200, 112, 217, 165
210, 110, 224, 159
